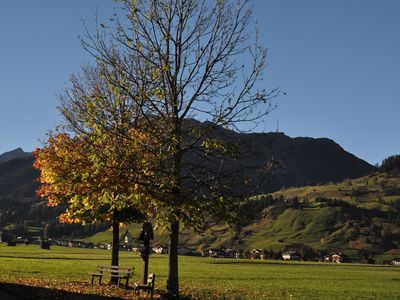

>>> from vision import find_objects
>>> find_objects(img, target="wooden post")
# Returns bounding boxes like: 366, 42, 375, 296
140, 222, 153, 284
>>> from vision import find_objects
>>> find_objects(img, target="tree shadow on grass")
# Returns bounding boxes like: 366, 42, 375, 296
0, 255, 110, 261
0, 282, 125, 300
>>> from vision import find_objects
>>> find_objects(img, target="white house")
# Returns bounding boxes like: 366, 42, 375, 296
324, 252, 343, 263
120, 229, 134, 245
391, 258, 400, 266
250, 249, 263, 259
153, 246, 165, 254
282, 250, 301, 261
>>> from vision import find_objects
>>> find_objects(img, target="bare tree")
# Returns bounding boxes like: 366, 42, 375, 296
74, 0, 278, 296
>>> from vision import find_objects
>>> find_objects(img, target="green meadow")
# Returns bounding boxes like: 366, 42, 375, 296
0, 244, 399, 299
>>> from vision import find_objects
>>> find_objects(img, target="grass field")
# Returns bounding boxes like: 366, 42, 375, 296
0, 244, 399, 299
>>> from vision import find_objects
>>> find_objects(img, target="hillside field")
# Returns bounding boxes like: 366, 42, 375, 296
0, 244, 399, 299
81, 172, 400, 262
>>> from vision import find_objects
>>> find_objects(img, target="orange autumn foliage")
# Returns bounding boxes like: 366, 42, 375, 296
33, 129, 158, 225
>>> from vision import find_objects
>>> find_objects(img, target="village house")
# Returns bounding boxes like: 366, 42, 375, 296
224, 248, 239, 258
390, 258, 400, 266
282, 250, 301, 261
68, 240, 80, 248
55, 239, 69, 247
152, 246, 165, 254
324, 252, 344, 263
208, 248, 225, 258
120, 229, 134, 245
250, 249, 263, 259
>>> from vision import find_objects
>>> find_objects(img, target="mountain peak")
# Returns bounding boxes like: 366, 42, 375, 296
0, 148, 31, 163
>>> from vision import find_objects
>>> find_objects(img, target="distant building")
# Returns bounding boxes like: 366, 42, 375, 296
152, 246, 165, 254
385, 248, 400, 255
323, 252, 344, 263
224, 248, 239, 259
208, 248, 224, 258
250, 249, 263, 259
391, 258, 400, 266
68, 241, 79, 248
282, 250, 301, 261
120, 229, 134, 246
0, 230, 11, 243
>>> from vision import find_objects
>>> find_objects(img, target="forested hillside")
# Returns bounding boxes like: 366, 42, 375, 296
83, 166, 400, 263
0, 134, 378, 254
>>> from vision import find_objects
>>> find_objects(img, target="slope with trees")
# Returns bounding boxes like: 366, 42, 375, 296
0, 130, 374, 242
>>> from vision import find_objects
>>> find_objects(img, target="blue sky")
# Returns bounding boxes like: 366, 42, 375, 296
0, 0, 399, 164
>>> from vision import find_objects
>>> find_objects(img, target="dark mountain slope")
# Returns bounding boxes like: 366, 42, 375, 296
0, 129, 374, 199
219, 131, 374, 191
0, 125, 374, 239
0, 148, 30, 164
0, 156, 39, 198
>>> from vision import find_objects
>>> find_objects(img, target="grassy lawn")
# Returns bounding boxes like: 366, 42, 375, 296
0, 244, 399, 299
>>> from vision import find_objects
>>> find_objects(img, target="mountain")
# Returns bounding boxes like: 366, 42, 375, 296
0, 148, 30, 164
0, 126, 375, 241
0, 155, 38, 198
0, 130, 374, 198
216, 131, 374, 191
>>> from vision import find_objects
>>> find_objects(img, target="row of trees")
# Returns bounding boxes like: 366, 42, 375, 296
380, 155, 400, 172
34, 0, 276, 297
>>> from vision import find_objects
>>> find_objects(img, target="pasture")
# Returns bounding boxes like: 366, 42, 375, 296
0, 244, 398, 299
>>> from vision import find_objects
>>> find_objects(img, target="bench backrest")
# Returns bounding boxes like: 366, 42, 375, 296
147, 273, 155, 287
96, 265, 134, 275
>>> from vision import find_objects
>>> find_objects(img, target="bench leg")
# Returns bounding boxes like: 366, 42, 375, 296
91, 275, 103, 285
125, 278, 129, 289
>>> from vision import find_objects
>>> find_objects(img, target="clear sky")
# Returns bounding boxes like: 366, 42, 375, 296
0, 0, 399, 165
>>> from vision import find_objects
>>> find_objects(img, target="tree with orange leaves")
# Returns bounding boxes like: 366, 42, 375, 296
33, 127, 158, 276
33, 61, 161, 276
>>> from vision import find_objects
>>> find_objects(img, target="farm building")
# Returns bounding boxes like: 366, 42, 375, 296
152, 246, 165, 254
208, 248, 225, 258
282, 250, 301, 261
250, 249, 263, 259
391, 258, 400, 266
224, 248, 239, 258
120, 229, 134, 245
324, 252, 344, 263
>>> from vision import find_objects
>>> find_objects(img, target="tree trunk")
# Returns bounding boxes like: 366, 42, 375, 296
111, 209, 119, 284
166, 219, 179, 298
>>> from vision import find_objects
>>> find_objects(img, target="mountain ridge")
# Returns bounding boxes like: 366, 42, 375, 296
0, 130, 375, 197
0, 126, 377, 249
0, 148, 31, 164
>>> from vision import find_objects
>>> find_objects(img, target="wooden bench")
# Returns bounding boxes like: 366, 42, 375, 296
90, 265, 134, 288
134, 273, 155, 299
